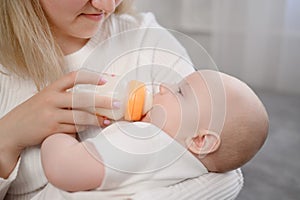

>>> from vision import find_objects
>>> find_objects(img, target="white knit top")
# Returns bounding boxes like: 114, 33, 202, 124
0, 13, 243, 200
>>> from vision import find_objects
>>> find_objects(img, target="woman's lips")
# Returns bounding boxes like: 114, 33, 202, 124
81, 13, 104, 21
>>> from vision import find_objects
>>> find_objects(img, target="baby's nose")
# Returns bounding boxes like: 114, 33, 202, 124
159, 83, 172, 94
159, 84, 166, 94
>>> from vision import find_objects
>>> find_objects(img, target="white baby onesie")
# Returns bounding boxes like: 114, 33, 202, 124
85, 121, 207, 194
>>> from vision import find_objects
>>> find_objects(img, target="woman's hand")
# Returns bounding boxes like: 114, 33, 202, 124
0, 70, 115, 152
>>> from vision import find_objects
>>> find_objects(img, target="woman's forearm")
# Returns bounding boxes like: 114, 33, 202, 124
0, 119, 21, 179
0, 149, 20, 179
41, 133, 104, 192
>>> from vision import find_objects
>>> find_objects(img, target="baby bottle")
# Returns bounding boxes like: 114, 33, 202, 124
73, 74, 153, 121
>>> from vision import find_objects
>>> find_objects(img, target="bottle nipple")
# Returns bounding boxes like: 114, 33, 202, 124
124, 80, 152, 121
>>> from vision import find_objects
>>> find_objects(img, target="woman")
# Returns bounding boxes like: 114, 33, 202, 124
0, 0, 243, 199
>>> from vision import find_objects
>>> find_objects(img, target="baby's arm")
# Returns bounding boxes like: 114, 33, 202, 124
41, 133, 104, 192
41, 122, 205, 193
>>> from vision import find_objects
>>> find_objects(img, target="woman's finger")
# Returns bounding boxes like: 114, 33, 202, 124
51, 70, 106, 92
58, 109, 101, 126
57, 92, 117, 110
54, 123, 88, 134
97, 116, 112, 128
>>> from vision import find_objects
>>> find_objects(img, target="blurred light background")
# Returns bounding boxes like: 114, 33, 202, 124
135, 0, 300, 199
135, 0, 300, 95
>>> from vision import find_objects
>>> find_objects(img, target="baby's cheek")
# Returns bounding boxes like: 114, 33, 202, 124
148, 105, 167, 130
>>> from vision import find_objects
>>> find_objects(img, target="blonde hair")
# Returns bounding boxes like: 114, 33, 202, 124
0, 0, 135, 90
0, 0, 64, 90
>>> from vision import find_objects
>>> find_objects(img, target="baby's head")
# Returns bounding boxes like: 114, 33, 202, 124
143, 70, 269, 172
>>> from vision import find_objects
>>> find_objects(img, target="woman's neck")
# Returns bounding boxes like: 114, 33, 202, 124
61, 37, 89, 55
55, 34, 89, 55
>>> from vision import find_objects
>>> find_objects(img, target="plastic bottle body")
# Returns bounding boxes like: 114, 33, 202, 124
72, 74, 153, 121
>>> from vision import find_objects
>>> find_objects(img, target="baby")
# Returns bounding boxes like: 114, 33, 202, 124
41, 70, 269, 192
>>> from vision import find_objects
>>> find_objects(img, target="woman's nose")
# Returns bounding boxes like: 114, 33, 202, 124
90, 0, 116, 13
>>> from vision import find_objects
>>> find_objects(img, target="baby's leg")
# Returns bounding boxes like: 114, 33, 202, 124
41, 133, 104, 192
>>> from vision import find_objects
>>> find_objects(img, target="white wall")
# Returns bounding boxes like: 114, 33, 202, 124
135, 0, 300, 95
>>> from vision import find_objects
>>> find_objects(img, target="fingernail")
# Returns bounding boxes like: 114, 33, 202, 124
98, 77, 107, 84
104, 119, 111, 125
113, 101, 121, 109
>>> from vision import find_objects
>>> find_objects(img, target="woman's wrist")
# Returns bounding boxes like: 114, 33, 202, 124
0, 146, 20, 179
0, 118, 22, 178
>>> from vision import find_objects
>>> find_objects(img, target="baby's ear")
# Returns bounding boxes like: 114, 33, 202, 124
185, 130, 221, 156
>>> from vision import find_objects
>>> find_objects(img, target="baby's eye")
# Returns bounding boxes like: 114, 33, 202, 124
177, 87, 183, 96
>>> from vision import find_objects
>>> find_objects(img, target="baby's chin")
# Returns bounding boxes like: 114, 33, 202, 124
142, 104, 167, 130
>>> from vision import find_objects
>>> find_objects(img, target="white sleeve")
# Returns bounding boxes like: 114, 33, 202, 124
132, 168, 244, 200
138, 12, 196, 84
0, 158, 21, 200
